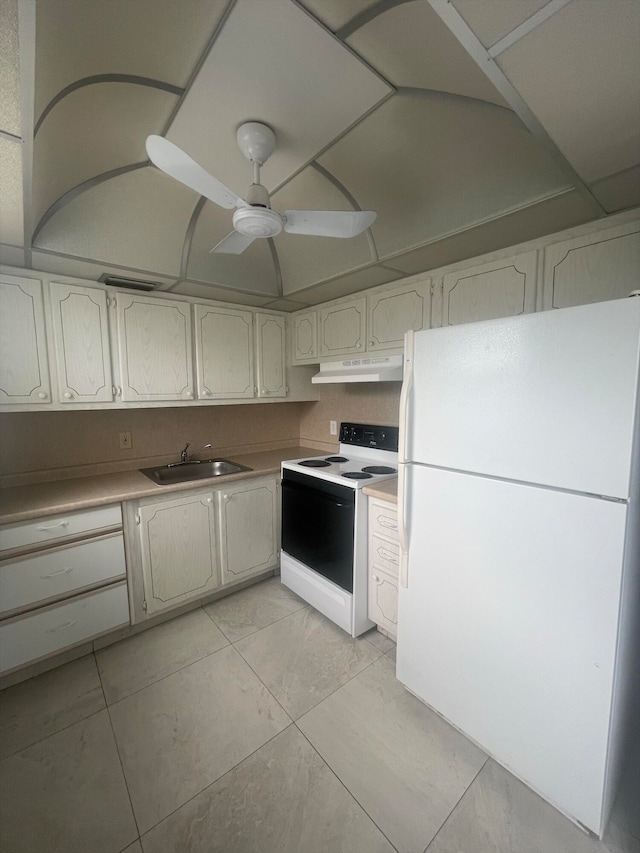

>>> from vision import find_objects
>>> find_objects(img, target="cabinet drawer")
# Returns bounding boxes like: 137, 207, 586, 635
0, 582, 129, 675
368, 566, 398, 636
0, 505, 122, 554
370, 534, 400, 577
0, 533, 126, 617
369, 500, 399, 542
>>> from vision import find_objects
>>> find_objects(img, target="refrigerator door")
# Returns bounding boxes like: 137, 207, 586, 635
396, 464, 627, 835
406, 298, 640, 498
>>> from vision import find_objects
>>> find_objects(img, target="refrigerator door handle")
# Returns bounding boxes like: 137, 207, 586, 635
398, 461, 410, 588
398, 330, 414, 464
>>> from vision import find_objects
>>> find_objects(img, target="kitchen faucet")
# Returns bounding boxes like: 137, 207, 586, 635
168, 442, 213, 467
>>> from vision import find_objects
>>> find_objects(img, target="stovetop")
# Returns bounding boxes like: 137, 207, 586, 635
282, 422, 399, 489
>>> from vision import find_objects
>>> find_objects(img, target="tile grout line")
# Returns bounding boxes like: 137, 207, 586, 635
422, 757, 489, 853
201, 597, 310, 643
136, 722, 298, 841
294, 723, 401, 853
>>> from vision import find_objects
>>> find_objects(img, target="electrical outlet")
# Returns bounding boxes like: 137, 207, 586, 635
330, 420, 337, 436
119, 431, 132, 449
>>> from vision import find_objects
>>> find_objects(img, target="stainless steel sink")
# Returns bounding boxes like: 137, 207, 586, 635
139, 459, 251, 485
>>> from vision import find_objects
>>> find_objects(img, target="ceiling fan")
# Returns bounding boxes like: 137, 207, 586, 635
145, 122, 376, 254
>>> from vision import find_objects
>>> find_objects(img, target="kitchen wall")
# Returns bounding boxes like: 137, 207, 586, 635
298, 383, 401, 451
0, 403, 309, 486
0, 383, 402, 485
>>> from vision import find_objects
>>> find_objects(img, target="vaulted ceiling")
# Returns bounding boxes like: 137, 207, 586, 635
1, 0, 639, 310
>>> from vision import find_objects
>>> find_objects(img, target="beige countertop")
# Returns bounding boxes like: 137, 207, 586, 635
0, 446, 321, 525
362, 477, 398, 504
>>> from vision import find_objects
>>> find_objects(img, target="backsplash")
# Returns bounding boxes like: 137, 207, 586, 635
0, 384, 402, 486
0, 404, 307, 486
298, 383, 401, 451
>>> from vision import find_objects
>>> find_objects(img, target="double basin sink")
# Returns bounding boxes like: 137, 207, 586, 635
139, 459, 251, 485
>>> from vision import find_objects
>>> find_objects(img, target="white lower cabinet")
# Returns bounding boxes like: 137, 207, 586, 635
134, 475, 279, 619
368, 497, 399, 639
137, 491, 220, 616
218, 477, 279, 584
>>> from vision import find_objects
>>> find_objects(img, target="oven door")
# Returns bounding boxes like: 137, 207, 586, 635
281, 469, 356, 592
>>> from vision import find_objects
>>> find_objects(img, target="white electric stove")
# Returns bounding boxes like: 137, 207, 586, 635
280, 423, 399, 636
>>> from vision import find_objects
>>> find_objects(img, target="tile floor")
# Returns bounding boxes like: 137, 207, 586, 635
0, 576, 638, 853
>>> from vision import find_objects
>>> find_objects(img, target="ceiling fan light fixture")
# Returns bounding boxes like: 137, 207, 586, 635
232, 206, 283, 238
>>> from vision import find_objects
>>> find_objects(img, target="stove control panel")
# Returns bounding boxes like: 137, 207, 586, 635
339, 422, 399, 452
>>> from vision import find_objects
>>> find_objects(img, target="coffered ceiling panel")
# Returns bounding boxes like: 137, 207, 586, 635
290, 264, 404, 304
347, 0, 508, 107
34, 168, 197, 275
272, 166, 374, 291
497, 0, 640, 183
0, 137, 23, 245
451, 0, 550, 49
33, 83, 178, 228
187, 202, 279, 296
318, 93, 570, 260
34, 0, 228, 118
0, 0, 20, 136
166, 0, 392, 197
171, 280, 273, 306
298, 0, 378, 32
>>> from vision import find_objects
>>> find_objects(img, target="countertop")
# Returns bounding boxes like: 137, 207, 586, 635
0, 446, 321, 525
362, 478, 398, 504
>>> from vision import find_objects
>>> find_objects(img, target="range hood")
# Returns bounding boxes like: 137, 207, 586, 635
311, 355, 403, 384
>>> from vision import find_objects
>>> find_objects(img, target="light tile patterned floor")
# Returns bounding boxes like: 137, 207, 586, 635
0, 576, 638, 853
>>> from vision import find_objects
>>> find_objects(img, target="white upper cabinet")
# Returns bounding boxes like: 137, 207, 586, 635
367, 278, 430, 352
255, 313, 286, 398
320, 297, 366, 358
542, 223, 640, 310
194, 304, 255, 399
116, 293, 194, 402
49, 282, 113, 403
0, 274, 51, 405
290, 310, 318, 364
138, 491, 219, 617
440, 252, 537, 327
218, 477, 279, 585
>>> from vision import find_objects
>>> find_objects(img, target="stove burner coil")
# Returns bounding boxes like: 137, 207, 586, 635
342, 471, 373, 479
299, 459, 331, 467
361, 465, 397, 474
325, 456, 348, 462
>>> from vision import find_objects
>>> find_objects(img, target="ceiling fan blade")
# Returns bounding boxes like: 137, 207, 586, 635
210, 231, 256, 254
146, 135, 243, 210
283, 209, 376, 238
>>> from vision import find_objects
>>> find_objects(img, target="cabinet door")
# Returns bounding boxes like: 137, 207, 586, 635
367, 279, 430, 352
218, 478, 278, 584
195, 304, 254, 399
0, 275, 51, 405
290, 310, 318, 363
441, 252, 537, 327
368, 567, 398, 637
117, 293, 194, 401
138, 492, 219, 616
319, 298, 366, 358
49, 282, 113, 403
542, 224, 640, 309
255, 314, 286, 398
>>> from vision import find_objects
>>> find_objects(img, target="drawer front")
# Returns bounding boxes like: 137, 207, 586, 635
368, 566, 398, 635
0, 533, 126, 616
369, 500, 399, 542
0, 582, 129, 674
370, 534, 400, 577
0, 505, 122, 553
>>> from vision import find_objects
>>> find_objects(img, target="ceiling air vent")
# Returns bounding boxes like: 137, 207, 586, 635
99, 274, 158, 292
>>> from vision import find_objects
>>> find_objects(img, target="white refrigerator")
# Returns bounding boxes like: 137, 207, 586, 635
396, 297, 640, 838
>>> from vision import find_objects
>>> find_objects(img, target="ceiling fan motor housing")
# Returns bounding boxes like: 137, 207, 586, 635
233, 206, 283, 238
